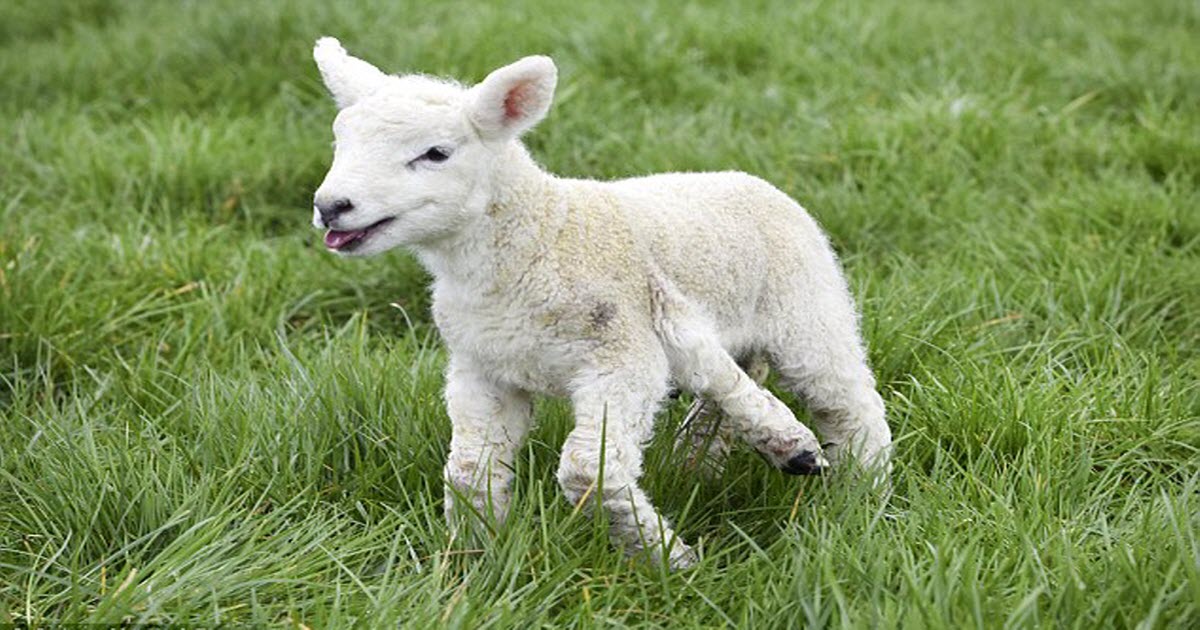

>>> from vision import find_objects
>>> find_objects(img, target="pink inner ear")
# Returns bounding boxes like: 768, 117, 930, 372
503, 80, 532, 122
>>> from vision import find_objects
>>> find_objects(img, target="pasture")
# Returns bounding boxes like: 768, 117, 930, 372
1, 0, 1197, 626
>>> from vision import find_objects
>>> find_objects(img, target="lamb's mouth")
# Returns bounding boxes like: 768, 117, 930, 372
324, 216, 395, 251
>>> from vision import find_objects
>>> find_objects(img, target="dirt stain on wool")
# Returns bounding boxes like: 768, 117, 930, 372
588, 301, 617, 332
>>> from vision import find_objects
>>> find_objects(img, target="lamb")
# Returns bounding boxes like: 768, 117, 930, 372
309, 38, 892, 569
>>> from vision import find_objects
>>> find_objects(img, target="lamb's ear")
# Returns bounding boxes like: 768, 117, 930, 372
468, 56, 557, 140
313, 37, 387, 109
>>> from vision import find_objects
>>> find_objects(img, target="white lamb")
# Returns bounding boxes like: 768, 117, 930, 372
310, 38, 892, 568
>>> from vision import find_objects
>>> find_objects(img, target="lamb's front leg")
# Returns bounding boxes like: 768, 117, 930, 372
558, 369, 696, 569
443, 359, 532, 531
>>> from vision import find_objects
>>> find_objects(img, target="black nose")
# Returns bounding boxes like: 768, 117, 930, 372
316, 198, 354, 225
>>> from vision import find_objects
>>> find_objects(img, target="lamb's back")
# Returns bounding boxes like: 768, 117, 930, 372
604, 172, 827, 332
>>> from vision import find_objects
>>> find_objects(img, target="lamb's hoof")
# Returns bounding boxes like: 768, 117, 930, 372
668, 544, 698, 571
645, 539, 697, 570
781, 450, 829, 476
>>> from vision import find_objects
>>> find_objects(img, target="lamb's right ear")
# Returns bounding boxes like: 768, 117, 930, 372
468, 56, 557, 141
313, 37, 387, 109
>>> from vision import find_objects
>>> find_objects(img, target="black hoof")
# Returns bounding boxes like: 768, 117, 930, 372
781, 450, 825, 476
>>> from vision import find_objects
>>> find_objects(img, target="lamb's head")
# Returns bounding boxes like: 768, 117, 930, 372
311, 37, 556, 256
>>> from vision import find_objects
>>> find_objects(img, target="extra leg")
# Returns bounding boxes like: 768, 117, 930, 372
558, 365, 697, 569
443, 358, 533, 530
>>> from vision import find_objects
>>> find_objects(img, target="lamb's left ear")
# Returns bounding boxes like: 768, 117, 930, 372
313, 37, 388, 109
468, 56, 557, 140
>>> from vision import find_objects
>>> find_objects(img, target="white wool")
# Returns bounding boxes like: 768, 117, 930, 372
312, 39, 892, 568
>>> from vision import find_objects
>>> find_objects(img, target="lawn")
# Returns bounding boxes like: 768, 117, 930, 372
1, 0, 1197, 626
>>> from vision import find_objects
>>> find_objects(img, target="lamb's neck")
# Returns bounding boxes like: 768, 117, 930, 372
414, 142, 558, 288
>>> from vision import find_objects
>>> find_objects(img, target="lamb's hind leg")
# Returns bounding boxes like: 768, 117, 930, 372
651, 288, 827, 474
768, 291, 892, 475
558, 364, 696, 569
674, 353, 769, 476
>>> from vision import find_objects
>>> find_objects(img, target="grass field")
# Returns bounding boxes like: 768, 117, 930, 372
2, 0, 1198, 626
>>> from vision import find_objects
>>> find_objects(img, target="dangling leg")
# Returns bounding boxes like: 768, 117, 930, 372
650, 280, 827, 475
674, 353, 770, 476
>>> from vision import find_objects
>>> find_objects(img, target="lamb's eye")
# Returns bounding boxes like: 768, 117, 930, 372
421, 147, 451, 163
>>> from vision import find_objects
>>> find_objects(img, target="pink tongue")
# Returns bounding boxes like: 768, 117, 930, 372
324, 229, 365, 249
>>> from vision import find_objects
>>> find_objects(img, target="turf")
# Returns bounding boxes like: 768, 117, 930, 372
1, 0, 1197, 626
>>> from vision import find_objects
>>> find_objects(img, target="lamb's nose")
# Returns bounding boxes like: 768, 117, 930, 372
315, 198, 354, 225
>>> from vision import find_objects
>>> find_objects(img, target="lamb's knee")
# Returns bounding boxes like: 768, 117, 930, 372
444, 457, 515, 524
444, 458, 485, 497
557, 465, 595, 508
557, 452, 606, 508
558, 442, 642, 509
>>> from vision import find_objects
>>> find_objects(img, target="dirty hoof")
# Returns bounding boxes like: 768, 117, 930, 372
781, 450, 829, 476
669, 544, 699, 571
644, 539, 697, 571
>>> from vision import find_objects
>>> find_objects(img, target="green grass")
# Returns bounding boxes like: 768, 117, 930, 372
1, 0, 1197, 626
